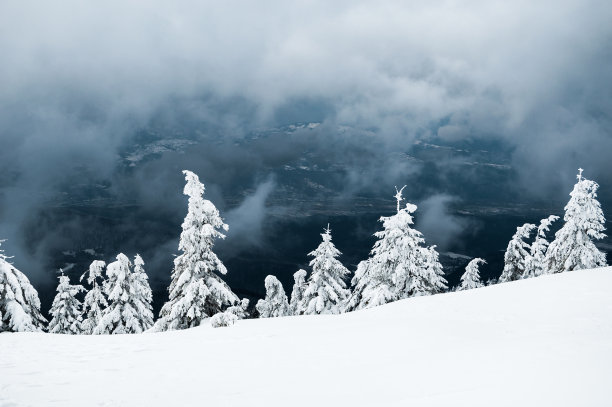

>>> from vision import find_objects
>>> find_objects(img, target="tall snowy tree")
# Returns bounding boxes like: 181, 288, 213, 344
256, 275, 290, 318
346, 187, 447, 311
523, 215, 559, 279
546, 169, 607, 273
132, 254, 154, 330
80, 260, 108, 334
154, 170, 239, 331
94, 253, 150, 334
48, 270, 84, 335
457, 258, 486, 291
498, 223, 535, 283
289, 269, 307, 315
0, 240, 47, 332
302, 226, 350, 315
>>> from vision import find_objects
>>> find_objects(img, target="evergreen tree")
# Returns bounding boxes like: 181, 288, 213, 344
546, 169, 607, 273
346, 187, 446, 311
523, 215, 559, 279
227, 298, 250, 319
398, 245, 447, 298
94, 253, 149, 334
80, 260, 108, 334
256, 275, 290, 318
457, 258, 486, 291
289, 269, 307, 315
155, 170, 239, 331
0, 240, 47, 332
48, 270, 84, 334
499, 223, 535, 283
302, 226, 350, 315
132, 254, 154, 330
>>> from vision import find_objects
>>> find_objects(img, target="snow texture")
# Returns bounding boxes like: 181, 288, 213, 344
210, 311, 238, 328
1, 268, 611, 406
523, 215, 558, 279
154, 170, 239, 331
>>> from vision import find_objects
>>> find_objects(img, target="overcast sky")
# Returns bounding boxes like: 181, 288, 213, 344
1, 0, 611, 284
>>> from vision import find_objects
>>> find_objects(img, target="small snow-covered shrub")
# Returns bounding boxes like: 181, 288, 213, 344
210, 312, 237, 328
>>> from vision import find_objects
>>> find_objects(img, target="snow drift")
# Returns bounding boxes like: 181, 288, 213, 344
1, 267, 611, 406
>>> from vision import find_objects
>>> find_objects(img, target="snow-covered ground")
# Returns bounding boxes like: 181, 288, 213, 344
2, 268, 611, 406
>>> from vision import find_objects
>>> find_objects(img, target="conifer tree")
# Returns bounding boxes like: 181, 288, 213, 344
457, 258, 486, 291
155, 170, 239, 331
346, 187, 447, 311
80, 260, 108, 334
94, 253, 149, 334
302, 226, 350, 315
499, 223, 535, 283
48, 270, 84, 334
546, 169, 607, 273
132, 254, 154, 330
523, 215, 559, 279
289, 269, 307, 315
0, 240, 47, 332
256, 275, 290, 318
227, 298, 250, 319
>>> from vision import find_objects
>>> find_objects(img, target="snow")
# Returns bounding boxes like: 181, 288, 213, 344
2, 268, 612, 406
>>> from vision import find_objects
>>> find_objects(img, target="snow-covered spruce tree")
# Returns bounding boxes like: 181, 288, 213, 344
132, 254, 154, 330
94, 253, 150, 334
346, 187, 447, 311
227, 298, 250, 319
256, 275, 290, 318
48, 270, 84, 334
498, 223, 535, 283
154, 170, 239, 331
289, 269, 307, 315
523, 215, 559, 279
0, 240, 47, 332
80, 260, 108, 334
457, 258, 486, 291
302, 226, 350, 315
546, 169, 607, 273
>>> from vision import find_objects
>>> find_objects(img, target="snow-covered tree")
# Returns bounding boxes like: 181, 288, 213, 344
302, 226, 350, 315
80, 260, 108, 334
210, 311, 237, 328
0, 240, 47, 332
346, 187, 447, 311
289, 269, 307, 315
94, 253, 149, 334
256, 275, 290, 318
227, 298, 250, 319
457, 258, 486, 291
48, 270, 84, 334
523, 215, 559, 279
546, 169, 607, 273
498, 223, 535, 283
131, 254, 154, 330
154, 170, 239, 331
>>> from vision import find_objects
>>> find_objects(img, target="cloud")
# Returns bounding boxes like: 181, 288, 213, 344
222, 176, 276, 254
416, 194, 473, 251
0, 0, 611, 284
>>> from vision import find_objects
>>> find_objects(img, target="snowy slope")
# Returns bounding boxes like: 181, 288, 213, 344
2, 268, 612, 407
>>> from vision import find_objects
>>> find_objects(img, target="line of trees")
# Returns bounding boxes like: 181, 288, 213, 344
0, 168, 607, 333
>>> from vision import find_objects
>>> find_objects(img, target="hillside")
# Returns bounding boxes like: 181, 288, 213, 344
1, 268, 611, 406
